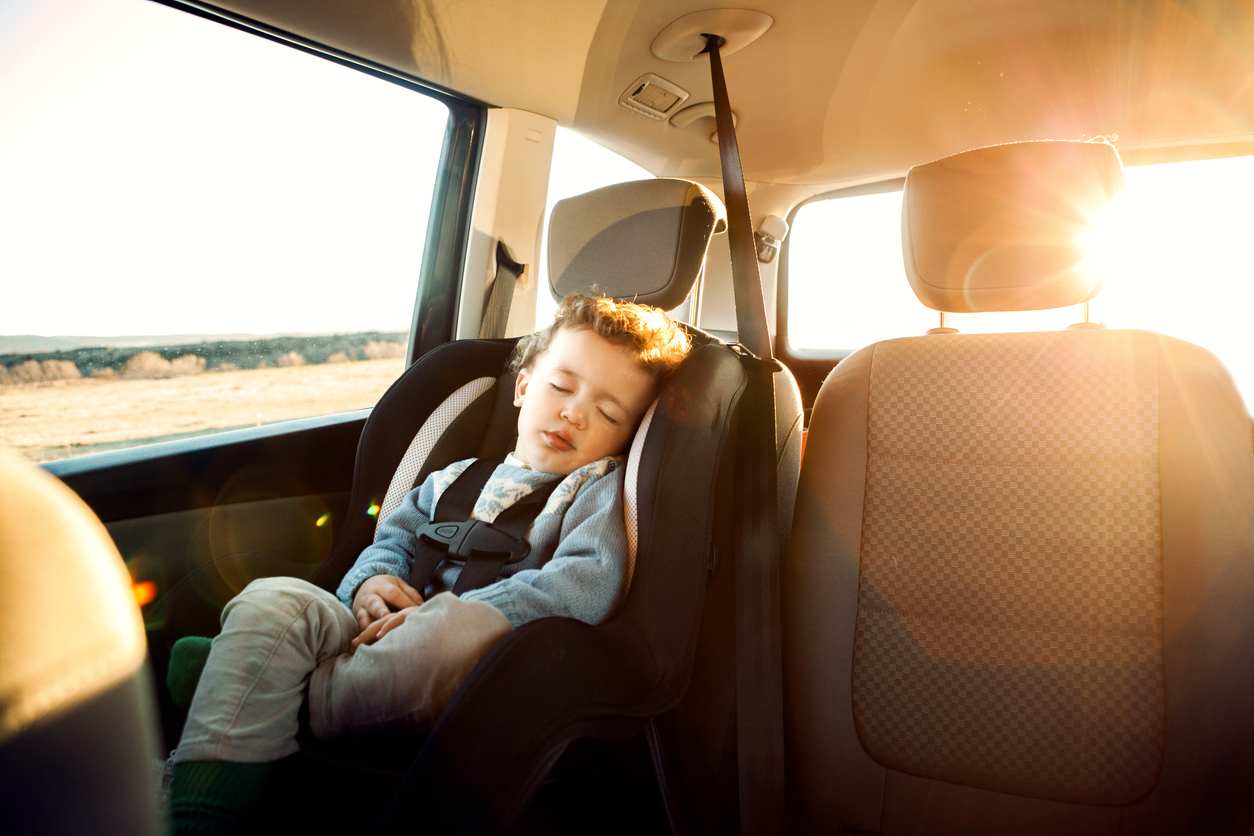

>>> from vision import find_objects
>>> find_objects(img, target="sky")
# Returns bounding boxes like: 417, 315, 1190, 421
2, 0, 447, 337
1, 0, 652, 341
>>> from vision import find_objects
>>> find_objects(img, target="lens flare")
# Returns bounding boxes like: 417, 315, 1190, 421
1075, 189, 1134, 290
133, 580, 158, 608
366, 502, 381, 518
315, 512, 331, 528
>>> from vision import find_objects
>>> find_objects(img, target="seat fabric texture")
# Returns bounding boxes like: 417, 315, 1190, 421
785, 329, 1252, 835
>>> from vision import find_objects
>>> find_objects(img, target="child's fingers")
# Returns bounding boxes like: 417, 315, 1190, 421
378, 584, 417, 611
376, 581, 426, 609
397, 579, 424, 606
375, 610, 409, 641
352, 609, 410, 649
351, 617, 384, 649
353, 595, 388, 631
365, 594, 390, 621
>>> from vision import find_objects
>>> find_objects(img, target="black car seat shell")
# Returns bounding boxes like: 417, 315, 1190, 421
294, 176, 780, 831
784, 141, 1254, 834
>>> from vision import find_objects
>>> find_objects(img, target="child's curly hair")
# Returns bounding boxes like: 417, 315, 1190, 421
511, 294, 692, 380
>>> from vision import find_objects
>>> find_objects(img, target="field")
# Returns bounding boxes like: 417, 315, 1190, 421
0, 359, 405, 463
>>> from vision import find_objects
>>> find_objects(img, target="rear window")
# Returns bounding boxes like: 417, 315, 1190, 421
533, 127, 653, 329
786, 155, 1254, 408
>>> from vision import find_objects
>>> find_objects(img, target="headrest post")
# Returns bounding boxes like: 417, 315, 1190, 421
926, 310, 959, 335
1068, 300, 1105, 330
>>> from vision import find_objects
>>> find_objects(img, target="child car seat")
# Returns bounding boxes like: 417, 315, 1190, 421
171, 176, 802, 832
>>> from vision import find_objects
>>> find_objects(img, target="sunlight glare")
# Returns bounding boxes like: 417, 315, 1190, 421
788, 154, 1254, 410
1075, 189, 1135, 298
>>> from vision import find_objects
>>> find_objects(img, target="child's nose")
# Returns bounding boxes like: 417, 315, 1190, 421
560, 400, 586, 428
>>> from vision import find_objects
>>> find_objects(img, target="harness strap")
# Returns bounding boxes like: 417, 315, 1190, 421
408, 457, 561, 596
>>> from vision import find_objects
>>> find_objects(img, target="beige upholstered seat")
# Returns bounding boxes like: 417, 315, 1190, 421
784, 141, 1253, 835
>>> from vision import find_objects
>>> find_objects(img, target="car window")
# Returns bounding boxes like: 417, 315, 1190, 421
785, 155, 1254, 408
532, 127, 653, 328
0, 0, 450, 463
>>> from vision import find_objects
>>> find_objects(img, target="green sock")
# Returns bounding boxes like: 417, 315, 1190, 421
167, 636, 214, 710
167, 760, 280, 836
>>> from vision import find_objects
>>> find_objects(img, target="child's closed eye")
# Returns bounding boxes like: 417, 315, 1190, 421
598, 408, 619, 425
549, 382, 570, 393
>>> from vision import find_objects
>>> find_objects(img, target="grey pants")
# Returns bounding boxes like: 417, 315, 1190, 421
173, 576, 510, 763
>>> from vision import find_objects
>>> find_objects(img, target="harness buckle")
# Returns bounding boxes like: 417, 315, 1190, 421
414, 519, 531, 564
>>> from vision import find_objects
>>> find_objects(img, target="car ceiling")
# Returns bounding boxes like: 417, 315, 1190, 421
207, 0, 1254, 187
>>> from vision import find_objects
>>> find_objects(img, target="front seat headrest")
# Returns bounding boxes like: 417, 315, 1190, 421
0, 448, 148, 742
548, 178, 727, 310
0, 447, 161, 834
902, 140, 1125, 312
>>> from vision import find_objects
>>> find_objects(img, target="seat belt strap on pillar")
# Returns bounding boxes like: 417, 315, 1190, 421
479, 240, 525, 339
704, 33, 787, 836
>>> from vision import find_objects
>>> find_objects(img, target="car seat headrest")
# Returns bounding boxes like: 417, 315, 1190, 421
548, 178, 727, 311
0, 447, 148, 742
902, 140, 1125, 312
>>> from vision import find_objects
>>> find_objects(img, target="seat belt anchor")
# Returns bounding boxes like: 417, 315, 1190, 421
727, 342, 785, 374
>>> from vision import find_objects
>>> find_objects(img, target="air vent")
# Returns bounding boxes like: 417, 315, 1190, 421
619, 73, 689, 120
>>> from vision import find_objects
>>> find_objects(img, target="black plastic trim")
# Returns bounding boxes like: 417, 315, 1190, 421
47, 412, 368, 523
412, 105, 486, 359
145, 0, 487, 108
44, 410, 369, 480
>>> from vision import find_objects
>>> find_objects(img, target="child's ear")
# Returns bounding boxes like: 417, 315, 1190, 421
513, 368, 530, 407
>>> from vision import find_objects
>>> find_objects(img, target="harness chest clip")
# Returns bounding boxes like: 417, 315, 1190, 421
415, 518, 531, 564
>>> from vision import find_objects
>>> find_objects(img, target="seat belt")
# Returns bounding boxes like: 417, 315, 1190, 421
479, 240, 525, 339
703, 34, 787, 836
408, 457, 561, 595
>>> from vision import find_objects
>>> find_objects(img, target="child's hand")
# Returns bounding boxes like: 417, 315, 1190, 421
351, 575, 424, 630
351, 606, 419, 649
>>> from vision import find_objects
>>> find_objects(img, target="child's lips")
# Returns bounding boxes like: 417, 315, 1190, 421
543, 430, 574, 452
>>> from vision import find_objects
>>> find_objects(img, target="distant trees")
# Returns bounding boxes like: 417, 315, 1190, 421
363, 340, 404, 360
119, 352, 208, 379
0, 359, 81, 385
0, 334, 406, 386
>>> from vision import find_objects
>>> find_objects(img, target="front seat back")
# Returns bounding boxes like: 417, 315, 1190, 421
784, 141, 1254, 835
0, 448, 162, 835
